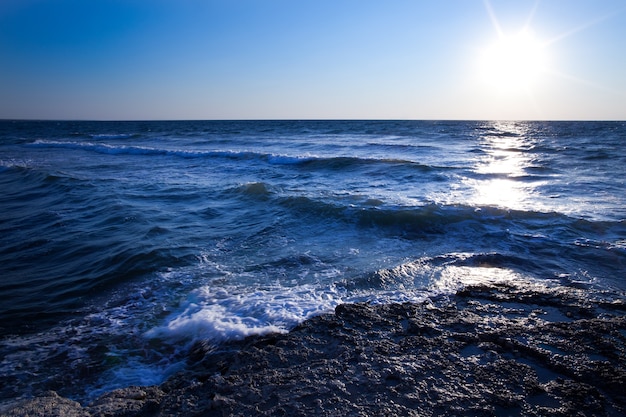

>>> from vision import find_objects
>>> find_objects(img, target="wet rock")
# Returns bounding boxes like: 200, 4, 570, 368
0, 391, 88, 417
4, 280, 626, 416
87, 386, 165, 417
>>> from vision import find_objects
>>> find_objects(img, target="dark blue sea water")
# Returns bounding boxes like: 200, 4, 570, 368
1, 120, 625, 402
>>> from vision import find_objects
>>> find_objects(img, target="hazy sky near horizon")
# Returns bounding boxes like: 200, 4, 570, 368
1, 0, 625, 121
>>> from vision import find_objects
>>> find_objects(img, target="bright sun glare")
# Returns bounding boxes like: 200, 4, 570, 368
479, 29, 548, 93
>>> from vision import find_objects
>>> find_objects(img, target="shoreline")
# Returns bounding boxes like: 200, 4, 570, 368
3, 279, 626, 416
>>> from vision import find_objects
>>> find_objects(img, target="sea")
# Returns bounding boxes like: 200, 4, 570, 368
1, 119, 625, 403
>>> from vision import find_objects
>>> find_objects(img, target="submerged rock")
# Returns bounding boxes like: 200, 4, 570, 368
3, 280, 626, 416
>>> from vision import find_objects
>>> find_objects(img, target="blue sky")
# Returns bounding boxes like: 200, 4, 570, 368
1, 0, 624, 120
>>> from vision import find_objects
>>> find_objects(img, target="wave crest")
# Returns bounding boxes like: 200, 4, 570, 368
28, 140, 438, 172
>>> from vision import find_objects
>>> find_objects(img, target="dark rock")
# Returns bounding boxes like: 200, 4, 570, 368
0, 391, 88, 417
4, 280, 626, 416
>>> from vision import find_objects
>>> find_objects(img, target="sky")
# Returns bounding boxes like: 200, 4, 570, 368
0, 0, 625, 121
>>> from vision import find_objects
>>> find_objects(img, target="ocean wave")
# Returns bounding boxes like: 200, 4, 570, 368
90, 133, 140, 140
0, 241, 181, 334
300, 156, 436, 171
0, 163, 83, 185
0, 159, 31, 170
430, 251, 540, 271
342, 252, 538, 293
236, 181, 274, 197
0, 176, 192, 336
144, 253, 507, 348
274, 192, 562, 231
29, 140, 190, 157
27, 140, 438, 172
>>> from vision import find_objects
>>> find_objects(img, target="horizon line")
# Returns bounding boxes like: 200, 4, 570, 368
2, 118, 625, 123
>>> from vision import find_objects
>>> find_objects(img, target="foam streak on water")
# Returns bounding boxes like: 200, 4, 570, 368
1, 120, 625, 402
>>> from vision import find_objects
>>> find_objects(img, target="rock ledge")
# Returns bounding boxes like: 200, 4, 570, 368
3, 280, 625, 416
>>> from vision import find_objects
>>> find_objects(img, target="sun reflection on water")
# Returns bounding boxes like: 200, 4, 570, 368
470, 121, 543, 211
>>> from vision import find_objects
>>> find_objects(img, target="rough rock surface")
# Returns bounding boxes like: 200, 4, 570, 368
3, 280, 626, 416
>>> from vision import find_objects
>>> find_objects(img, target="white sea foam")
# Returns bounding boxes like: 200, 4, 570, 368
29, 139, 316, 165
30, 140, 161, 156
145, 283, 346, 344
91, 133, 134, 139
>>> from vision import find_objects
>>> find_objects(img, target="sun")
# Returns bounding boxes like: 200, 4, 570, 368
478, 29, 548, 94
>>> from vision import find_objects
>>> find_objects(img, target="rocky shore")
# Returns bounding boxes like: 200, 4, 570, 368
3, 279, 626, 416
